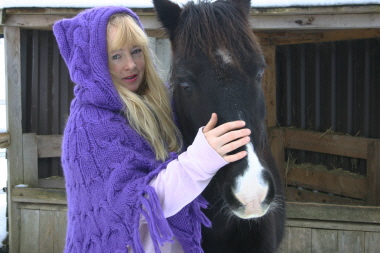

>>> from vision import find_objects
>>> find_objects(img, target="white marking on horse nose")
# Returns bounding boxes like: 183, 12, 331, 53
216, 48, 233, 65
232, 142, 269, 219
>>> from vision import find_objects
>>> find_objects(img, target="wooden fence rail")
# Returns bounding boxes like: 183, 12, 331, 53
269, 127, 380, 205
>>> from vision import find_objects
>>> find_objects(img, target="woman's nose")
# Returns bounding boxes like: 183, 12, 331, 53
123, 55, 136, 70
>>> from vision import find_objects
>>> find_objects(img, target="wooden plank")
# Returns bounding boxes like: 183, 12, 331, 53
338, 231, 364, 253
5, 25, 23, 253
54, 211, 67, 253
18, 203, 67, 212
22, 133, 38, 187
262, 45, 277, 128
269, 128, 286, 179
286, 166, 367, 200
31, 30, 39, 133
39, 210, 54, 253
249, 13, 380, 31
285, 128, 369, 159
287, 227, 311, 253
37, 135, 62, 158
311, 229, 338, 253
257, 29, 380, 46
367, 140, 380, 205
286, 202, 380, 224
5, 11, 380, 30
0, 132, 10, 148
365, 232, 380, 253
287, 220, 380, 233
20, 209, 40, 253
12, 187, 67, 205
38, 177, 65, 189
286, 187, 366, 206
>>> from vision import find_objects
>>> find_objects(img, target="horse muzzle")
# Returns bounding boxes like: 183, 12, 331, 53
230, 142, 275, 219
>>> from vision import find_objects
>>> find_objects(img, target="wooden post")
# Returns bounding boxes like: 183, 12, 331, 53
23, 134, 38, 187
269, 128, 286, 181
261, 44, 277, 128
367, 140, 380, 205
5, 26, 23, 253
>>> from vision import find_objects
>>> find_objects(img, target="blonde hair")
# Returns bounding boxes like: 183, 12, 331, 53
107, 14, 182, 161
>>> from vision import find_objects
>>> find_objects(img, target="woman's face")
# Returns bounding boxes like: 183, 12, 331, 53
108, 26, 145, 93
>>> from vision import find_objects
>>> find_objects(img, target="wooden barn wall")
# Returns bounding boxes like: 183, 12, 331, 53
20, 29, 74, 179
276, 38, 380, 175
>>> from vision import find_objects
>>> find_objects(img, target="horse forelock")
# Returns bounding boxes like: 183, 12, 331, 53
173, 1, 263, 70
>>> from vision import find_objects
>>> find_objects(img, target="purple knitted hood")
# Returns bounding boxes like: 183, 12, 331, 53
53, 6, 142, 111
53, 6, 209, 253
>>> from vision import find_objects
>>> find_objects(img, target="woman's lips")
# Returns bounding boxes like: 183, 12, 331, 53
123, 74, 138, 82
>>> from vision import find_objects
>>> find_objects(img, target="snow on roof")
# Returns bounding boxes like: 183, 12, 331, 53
0, 0, 379, 9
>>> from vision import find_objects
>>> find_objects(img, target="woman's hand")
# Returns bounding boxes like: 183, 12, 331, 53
203, 113, 251, 163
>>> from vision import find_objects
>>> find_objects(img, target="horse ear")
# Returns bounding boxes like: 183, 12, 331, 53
228, 0, 251, 17
153, 0, 182, 41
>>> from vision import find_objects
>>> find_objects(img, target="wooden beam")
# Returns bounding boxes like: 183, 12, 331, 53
12, 187, 67, 205
37, 135, 62, 158
284, 128, 369, 159
287, 219, 380, 233
269, 128, 286, 179
250, 13, 380, 31
3, 8, 380, 31
257, 29, 380, 46
367, 140, 380, 205
286, 166, 367, 200
23, 134, 38, 187
5, 25, 23, 253
286, 202, 380, 224
262, 44, 277, 128
286, 187, 366, 206
0, 132, 10, 148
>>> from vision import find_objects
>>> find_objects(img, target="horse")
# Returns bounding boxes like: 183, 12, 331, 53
153, 0, 286, 252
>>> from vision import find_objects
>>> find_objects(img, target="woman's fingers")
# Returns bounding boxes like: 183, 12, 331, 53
224, 151, 248, 163
218, 135, 250, 156
203, 113, 218, 133
208, 120, 246, 137
203, 113, 251, 163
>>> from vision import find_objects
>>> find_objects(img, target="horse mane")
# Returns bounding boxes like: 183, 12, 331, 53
173, 0, 263, 68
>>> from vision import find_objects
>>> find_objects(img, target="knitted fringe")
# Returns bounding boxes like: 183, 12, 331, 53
139, 186, 174, 253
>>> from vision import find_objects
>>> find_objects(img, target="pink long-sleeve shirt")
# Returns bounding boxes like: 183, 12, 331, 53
140, 128, 228, 252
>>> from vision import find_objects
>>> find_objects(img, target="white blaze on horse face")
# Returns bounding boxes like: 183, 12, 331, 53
216, 48, 233, 65
232, 142, 270, 219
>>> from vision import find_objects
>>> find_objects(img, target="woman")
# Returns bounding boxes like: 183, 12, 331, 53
53, 6, 250, 253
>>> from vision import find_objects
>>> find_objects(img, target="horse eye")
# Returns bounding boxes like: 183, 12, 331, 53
256, 69, 265, 80
180, 82, 191, 90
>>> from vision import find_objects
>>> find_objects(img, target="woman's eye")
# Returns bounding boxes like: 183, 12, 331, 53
132, 48, 142, 54
112, 54, 120, 60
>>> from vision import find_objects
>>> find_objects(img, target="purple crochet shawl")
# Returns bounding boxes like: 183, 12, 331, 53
53, 6, 210, 253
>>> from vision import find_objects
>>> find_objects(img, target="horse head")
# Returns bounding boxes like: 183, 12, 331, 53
153, 0, 283, 223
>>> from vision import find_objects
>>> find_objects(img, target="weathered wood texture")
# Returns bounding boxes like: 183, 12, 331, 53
262, 44, 277, 128
0, 132, 10, 148
18, 205, 67, 253
5, 25, 22, 253
12, 189, 380, 253
3, 6, 380, 30
278, 202, 380, 253
270, 128, 380, 205
22, 133, 64, 188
